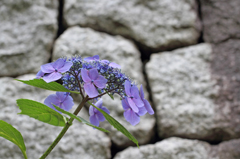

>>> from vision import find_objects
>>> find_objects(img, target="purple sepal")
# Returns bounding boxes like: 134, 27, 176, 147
122, 98, 140, 126
36, 70, 45, 79
84, 55, 100, 62
81, 68, 107, 98
140, 85, 154, 115
44, 92, 74, 113
109, 62, 121, 69
124, 81, 144, 112
40, 58, 73, 83
89, 99, 110, 127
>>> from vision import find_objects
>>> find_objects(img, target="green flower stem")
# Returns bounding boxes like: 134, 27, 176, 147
21, 150, 28, 159
39, 97, 88, 159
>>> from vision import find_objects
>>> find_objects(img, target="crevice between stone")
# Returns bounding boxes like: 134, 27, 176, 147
49, 0, 67, 63
196, 0, 204, 43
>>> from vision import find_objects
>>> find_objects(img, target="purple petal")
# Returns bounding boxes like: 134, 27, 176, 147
56, 92, 66, 101
131, 85, 141, 99
88, 68, 99, 80
52, 59, 65, 69
127, 98, 139, 113
94, 75, 107, 89
95, 111, 105, 122
90, 115, 100, 126
143, 99, 154, 115
100, 106, 110, 114
124, 109, 140, 126
124, 81, 132, 97
132, 97, 144, 108
44, 94, 60, 109
62, 96, 74, 111
84, 83, 99, 98
89, 106, 95, 116
81, 69, 91, 82
140, 85, 144, 99
109, 62, 121, 69
43, 72, 62, 83
58, 61, 73, 73
84, 57, 94, 62
36, 70, 44, 79
92, 55, 99, 60
84, 55, 99, 62
122, 98, 130, 110
95, 99, 103, 108
137, 106, 147, 116
41, 63, 54, 73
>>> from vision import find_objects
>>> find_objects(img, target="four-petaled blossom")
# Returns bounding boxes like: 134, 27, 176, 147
81, 68, 107, 98
140, 85, 154, 115
124, 81, 144, 113
122, 98, 147, 126
44, 92, 74, 113
89, 99, 110, 126
41, 59, 73, 83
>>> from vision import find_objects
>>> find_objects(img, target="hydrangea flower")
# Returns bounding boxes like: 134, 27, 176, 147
140, 85, 154, 115
124, 80, 144, 113
122, 98, 147, 126
38, 55, 154, 126
40, 59, 73, 83
81, 68, 107, 98
89, 99, 110, 126
44, 92, 74, 113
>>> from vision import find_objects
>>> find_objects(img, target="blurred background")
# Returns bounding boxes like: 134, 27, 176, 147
0, 0, 240, 158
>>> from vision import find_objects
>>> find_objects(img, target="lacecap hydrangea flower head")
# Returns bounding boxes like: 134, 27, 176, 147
37, 55, 154, 126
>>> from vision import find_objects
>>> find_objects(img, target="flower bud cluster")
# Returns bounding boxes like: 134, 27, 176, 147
62, 55, 130, 98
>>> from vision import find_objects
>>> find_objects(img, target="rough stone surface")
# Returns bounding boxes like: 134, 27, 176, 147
146, 43, 222, 141
200, 0, 240, 43
64, 0, 200, 52
211, 139, 240, 159
210, 39, 240, 141
0, 75, 111, 159
53, 26, 156, 148
114, 137, 212, 159
114, 137, 240, 159
0, 0, 58, 76
146, 42, 240, 142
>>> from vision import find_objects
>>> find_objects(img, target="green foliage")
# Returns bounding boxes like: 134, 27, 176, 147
54, 106, 109, 133
17, 99, 68, 127
16, 79, 79, 94
88, 102, 139, 147
0, 120, 28, 159
107, 93, 114, 100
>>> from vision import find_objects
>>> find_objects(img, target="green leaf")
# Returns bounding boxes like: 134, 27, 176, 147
16, 79, 79, 94
0, 120, 28, 159
88, 102, 139, 147
17, 99, 68, 127
54, 105, 109, 133
108, 93, 114, 100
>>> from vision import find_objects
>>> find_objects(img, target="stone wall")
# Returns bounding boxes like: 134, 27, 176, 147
0, 0, 240, 158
